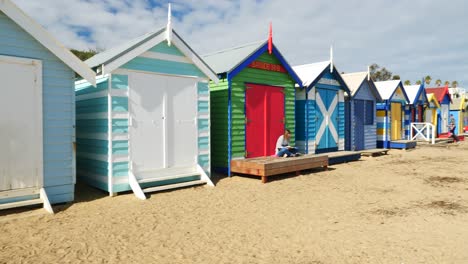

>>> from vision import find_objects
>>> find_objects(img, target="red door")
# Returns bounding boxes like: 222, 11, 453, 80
245, 84, 285, 158
417, 105, 423, 122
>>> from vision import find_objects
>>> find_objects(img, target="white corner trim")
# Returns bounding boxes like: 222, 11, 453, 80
0, 0, 96, 86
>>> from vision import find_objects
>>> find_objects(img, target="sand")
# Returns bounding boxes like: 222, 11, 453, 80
1, 142, 468, 263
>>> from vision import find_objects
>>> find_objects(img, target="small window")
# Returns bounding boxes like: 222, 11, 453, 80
364, 100, 374, 125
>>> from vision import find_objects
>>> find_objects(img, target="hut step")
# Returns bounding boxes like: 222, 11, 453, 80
138, 172, 201, 184
0, 188, 53, 214
0, 198, 42, 210
142, 180, 207, 193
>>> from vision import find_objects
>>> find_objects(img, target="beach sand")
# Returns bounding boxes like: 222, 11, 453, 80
1, 142, 468, 263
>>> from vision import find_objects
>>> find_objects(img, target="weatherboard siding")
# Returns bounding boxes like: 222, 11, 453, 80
75, 77, 110, 192
76, 42, 211, 193
352, 81, 377, 150
209, 79, 229, 169
0, 11, 76, 204
231, 52, 296, 160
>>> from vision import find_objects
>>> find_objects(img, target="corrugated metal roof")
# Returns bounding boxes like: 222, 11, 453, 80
341, 71, 367, 96
403, 84, 422, 104
292, 61, 330, 87
374, 80, 402, 100
202, 40, 265, 74
86, 27, 166, 68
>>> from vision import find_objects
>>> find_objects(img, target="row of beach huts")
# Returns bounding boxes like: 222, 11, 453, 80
1, 1, 466, 213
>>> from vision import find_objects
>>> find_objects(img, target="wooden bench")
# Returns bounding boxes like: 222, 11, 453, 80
230, 154, 328, 183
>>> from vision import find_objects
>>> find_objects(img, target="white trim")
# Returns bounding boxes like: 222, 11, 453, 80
172, 34, 219, 83
105, 33, 167, 75
107, 77, 113, 195
0, 0, 96, 86
197, 165, 214, 187
129, 170, 146, 200
39, 188, 53, 214
140, 51, 191, 64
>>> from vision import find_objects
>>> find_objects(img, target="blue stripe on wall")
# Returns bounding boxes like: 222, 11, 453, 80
149, 41, 185, 57
111, 74, 128, 89
122, 57, 204, 77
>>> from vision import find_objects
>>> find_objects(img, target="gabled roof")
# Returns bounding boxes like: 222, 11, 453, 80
292, 61, 350, 94
202, 40, 265, 74
374, 80, 409, 102
427, 93, 441, 109
202, 40, 302, 86
425, 85, 452, 103
450, 94, 466, 110
0, 0, 96, 86
86, 27, 218, 82
341, 71, 382, 101
403, 84, 428, 105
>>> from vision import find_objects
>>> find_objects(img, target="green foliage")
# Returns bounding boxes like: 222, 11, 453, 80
435, 79, 442, 86
392, 75, 401, 80
404, 80, 411, 85
71, 49, 97, 61
416, 80, 422, 85
425, 75, 432, 85
369, 63, 393, 81
451, 81, 458, 88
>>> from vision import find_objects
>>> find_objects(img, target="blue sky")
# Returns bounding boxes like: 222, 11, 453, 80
12, 0, 468, 87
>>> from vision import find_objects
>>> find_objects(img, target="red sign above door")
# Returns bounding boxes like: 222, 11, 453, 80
248, 61, 287, 73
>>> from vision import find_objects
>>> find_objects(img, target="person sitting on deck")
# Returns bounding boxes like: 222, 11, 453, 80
449, 114, 460, 143
276, 129, 299, 157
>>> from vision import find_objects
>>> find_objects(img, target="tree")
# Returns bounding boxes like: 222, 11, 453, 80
404, 80, 411, 85
369, 63, 393, 81
451, 81, 458, 88
444, 81, 450, 86
435, 79, 442, 86
392, 75, 401, 80
71, 49, 97, 61
424, 75, 432, 85
416, 80, 422, 85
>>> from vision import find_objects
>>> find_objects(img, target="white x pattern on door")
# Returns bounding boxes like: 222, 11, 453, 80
315, 92, 339, 144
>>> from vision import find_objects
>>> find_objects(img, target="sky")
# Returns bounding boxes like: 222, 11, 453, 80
11, 0, 468, 86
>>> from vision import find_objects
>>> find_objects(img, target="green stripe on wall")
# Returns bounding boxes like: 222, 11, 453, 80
111, 74, 129, 89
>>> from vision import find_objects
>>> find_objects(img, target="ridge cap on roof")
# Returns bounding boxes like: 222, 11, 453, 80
202, 40, 266, 57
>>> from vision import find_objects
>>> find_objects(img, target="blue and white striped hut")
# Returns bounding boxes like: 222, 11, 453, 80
293, 60, 350, 154
341, 71, 382, 151
0, 0, 96, 212
375, 80, 416, 149
75, 15, 219, 199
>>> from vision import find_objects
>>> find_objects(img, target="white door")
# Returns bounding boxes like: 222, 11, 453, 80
441, 104, 449, 133
129, 72, 198, 179
0, 56, 43, 193
425, 109, 432, 124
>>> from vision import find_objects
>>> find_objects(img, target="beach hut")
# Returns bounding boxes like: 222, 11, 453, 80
75, 11, 219, 199
375, 80, 416, 149
425, 93, 441, 129
449, 94, 467, 135
403, 84, 429, 139
0, 0, 96, 212
341, 71, 382, 151
202, 35, 302, 175
425, 85, 452, 136
293, 60, 350, 154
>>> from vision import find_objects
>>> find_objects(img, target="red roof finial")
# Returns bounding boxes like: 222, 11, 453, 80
268, 22, 273, 54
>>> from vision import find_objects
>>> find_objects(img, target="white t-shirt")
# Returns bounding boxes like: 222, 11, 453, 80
275, 135, 289, 154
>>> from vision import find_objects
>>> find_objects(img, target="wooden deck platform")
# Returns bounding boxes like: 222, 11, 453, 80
230, 154, 328, 183
326, 151, 361, 165
359, 148, 389, 157
389, 140, 417, 149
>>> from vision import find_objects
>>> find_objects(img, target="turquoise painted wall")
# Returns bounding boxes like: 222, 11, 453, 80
0, 11, 76, 204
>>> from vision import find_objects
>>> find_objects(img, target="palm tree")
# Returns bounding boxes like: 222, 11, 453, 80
444, 81, 450, 86
416, 80, 422, 85
424, 75, 432, 85
404, 80, 411, 85
451, 81, 458, 88
435, 79, 442, 86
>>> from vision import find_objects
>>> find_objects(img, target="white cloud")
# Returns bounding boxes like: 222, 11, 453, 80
10, 0, 468, 86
